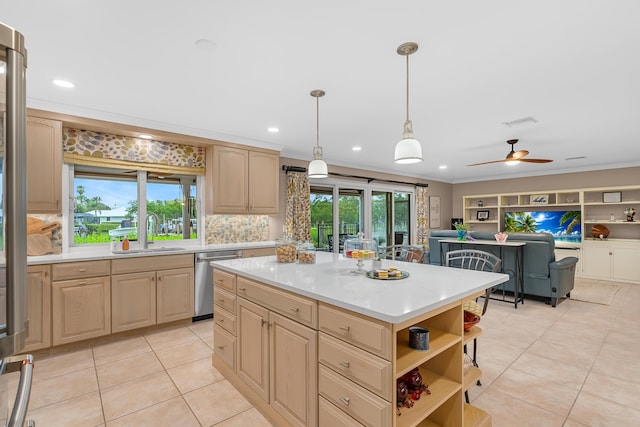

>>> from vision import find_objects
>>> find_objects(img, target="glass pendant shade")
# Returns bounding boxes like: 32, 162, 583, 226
394, 119, 423, 164
308, 159, 328, 178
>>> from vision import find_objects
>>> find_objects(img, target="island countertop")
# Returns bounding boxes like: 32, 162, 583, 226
211, 251, 509, 323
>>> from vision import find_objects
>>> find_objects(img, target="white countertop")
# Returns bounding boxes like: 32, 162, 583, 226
211, 252, 509, 324
19, 241, 276, 265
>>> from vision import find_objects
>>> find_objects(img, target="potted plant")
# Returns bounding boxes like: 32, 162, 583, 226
453, 221, 470, 241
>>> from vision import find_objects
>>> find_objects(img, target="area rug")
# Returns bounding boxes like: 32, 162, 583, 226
570, 282, 621, 305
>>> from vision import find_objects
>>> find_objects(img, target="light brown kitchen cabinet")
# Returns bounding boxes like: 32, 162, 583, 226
51, 260, 111, 346
212, 145, 279, 214
24, 265, 52, 351
242, 247, 275, 258
111, 254, 194, 330
111, 271, 157, 333
26, 116, 63, 213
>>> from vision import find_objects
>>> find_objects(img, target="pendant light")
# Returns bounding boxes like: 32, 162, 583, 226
394, 42, 423, 164
308, 89, 329, 178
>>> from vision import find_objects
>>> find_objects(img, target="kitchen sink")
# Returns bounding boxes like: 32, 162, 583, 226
146, 247, 186, 252
112, 247, 186, 254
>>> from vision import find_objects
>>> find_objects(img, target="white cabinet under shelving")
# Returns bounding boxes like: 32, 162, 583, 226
582, 239, 640, 284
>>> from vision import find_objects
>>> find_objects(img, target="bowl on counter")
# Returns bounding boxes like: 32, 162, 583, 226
494, 232, 508, 243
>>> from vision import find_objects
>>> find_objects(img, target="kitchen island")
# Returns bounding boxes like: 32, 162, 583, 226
211, 252, 508, 427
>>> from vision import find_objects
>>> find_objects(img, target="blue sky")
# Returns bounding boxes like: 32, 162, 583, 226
75, 178, 183, 209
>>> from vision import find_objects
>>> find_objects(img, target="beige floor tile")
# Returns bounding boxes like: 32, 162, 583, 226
527, 338, 599, 370
491, 368, 579, 417
561, 421, 589, 427
144, 325, 199, 351
590, 352, 640, 384
93, 335, 152, 366
472, 388, 565, 427
167, 356, 225, 394
96, 351, 164, 389
203, 333, 214, 349
183, 380, 252, 426
31, 348, 95, 382
511, 352, 589, 390
106, 396, 200, 427
581, 371, 640, 411
567, 390, 640, 426
477, 336, 526, 367
101, 371, 180, 421
215, 407, 274, 427
26, 391, 104, 427
189, 319, 214, 338
29, 366, 99, 410
155, 338, 213, 369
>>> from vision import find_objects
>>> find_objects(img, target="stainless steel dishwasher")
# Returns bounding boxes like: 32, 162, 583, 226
194, 250, 242, 321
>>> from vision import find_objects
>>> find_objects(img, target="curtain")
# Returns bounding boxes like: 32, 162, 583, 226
285, 172, 311, 242
416, 186, 429, 247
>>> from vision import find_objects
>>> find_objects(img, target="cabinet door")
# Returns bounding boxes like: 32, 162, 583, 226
248, 151, 279, 214
270, 312, 317, 427
25, 265, 52, 351
213, 146, 249, 213
112, 272, 157, 333
581, 244, 612, 279
237, 298, 270, 401
157, 267, 194, 324
52, 276, 111, 346
612, 245, 640, 282
26, 117, 62, 213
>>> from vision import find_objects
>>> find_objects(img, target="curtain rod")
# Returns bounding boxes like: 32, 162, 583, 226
281, 165, 427, 187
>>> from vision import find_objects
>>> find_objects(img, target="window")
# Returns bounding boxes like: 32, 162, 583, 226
72, 166, 198, 245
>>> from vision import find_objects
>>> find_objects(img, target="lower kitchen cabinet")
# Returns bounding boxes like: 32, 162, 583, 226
236, 294, 318, 427
157, 267, 194, 323
24, 265, 52, 352
111, 272, 157, 333
52, 275, 111, 346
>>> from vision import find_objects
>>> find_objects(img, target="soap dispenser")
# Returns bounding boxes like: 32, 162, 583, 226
122, 236, 129, 251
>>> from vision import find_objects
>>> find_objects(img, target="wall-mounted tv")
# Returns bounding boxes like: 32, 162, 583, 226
504, 210, 581, 243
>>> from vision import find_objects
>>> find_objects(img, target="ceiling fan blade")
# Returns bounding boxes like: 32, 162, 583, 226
512, 150, 529, 160
520, 158, 553, 163
467, 159, 507, 166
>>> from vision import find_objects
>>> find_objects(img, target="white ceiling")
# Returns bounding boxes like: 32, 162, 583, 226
2, 1, 640, 183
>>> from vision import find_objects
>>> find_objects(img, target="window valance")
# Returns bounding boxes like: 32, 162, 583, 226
63, 128, 205, 175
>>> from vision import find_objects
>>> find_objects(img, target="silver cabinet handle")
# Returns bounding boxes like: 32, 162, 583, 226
339, 326, 350, 331
238, 287, 246, 291
340, 396, 350, 406
339, 361, 350, 368
78, 268, 87, 272
217, 345, 225, 350
290, 307, 299, 313
261, 319, 267, 327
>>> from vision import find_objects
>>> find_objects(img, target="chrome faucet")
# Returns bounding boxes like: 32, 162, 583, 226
143, 213, 161, 249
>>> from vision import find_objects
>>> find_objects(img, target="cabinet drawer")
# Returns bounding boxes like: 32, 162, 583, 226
237, 277, 317, 328
213, 269, 236, 292
214, 287, 236, 315
52, 260, 110, 281
319, 396, 363, 427
319, 333, 392, 401
214, 324, 236, 371
319, 365, 391, 427
319, 303, 391, 360
112, 253, 193, 274
214, 306, 236, 335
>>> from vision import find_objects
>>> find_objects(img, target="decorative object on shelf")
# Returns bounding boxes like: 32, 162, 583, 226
610, 213, 616, 222
308, 89, 328, 178
565, 196, 575, 203
463, 310, 481, 331
494, 232, 508, 243
476, 210, 490, 221
477, 200, 484, 207
467, 139, 553, 166
531, 194, 549, 205
591, 224, 610, 239
396, 368, 431, 415
603, 191, 622, 203
408, 326, 430, 351
394, 42, 423, 164
624, 207, 636, 222
454, 221, 469, 241
463, 300, 483, 331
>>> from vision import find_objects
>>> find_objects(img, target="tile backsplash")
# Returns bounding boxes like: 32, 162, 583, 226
205, 215, 270, 244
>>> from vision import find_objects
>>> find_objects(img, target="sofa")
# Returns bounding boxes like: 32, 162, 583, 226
425, 230, 578, 307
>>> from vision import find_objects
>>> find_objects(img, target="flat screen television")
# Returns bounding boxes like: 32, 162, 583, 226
504, 210, 581, 243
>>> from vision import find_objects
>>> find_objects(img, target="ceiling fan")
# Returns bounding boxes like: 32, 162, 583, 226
467, 139, 553, 166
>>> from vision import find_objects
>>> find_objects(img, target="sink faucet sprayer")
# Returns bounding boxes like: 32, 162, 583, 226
144, 213, 161, 249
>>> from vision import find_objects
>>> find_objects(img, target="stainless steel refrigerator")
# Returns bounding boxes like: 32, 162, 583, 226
0, 21, 34, 427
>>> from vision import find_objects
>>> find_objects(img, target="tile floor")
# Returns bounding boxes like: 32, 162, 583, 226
10, 277, 640, 426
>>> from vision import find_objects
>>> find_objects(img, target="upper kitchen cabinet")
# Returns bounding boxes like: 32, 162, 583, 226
26, 117, 63, 213
211, 145, 279, 215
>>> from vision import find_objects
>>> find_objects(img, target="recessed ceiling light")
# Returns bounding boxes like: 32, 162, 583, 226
267, 127, 279, 133
352, 146, 362, 151
439, 165, 447, 169
195, 39, 217, 51
52, 79, 74, 88
139, 134, 153, 139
